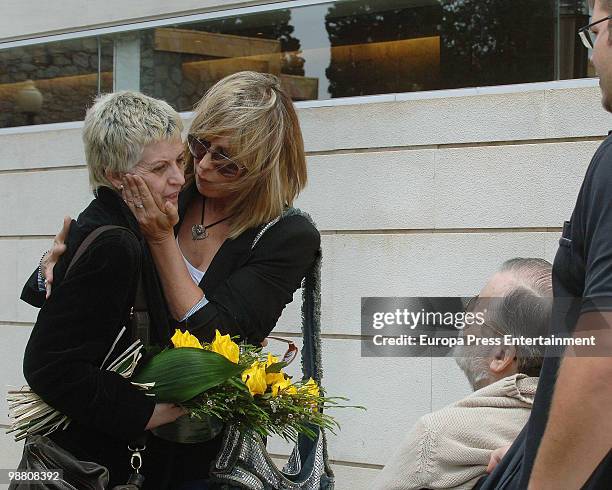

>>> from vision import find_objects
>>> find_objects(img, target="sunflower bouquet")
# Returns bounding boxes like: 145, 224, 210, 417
8, 328, 347, 442
135, 329, 342, 441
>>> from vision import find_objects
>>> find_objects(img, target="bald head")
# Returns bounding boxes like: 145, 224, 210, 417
455, 258, 552, 390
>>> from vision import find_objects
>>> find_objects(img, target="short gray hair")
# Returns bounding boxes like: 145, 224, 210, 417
487, 258, 553, 376
83, 91, 183, 191
455, 258, 552, 389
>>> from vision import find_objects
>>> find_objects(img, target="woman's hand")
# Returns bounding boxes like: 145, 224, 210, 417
42, 216, 72, 298
145, 403, 187, 430
122, 174, 179, 244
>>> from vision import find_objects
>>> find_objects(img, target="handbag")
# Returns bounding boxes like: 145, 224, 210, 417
10, 225, 148, 490
9, 435, 109, 490
209, 208, 335, 489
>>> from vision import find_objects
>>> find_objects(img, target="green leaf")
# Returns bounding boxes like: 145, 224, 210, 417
265, 362, 287, 374
132, 348, 243, 402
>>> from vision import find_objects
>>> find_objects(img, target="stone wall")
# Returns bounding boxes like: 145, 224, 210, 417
0, 38, 113, 128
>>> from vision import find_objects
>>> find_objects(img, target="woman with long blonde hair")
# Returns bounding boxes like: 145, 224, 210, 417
120, 71, 320, 486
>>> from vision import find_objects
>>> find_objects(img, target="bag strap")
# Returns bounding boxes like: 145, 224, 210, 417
65, 225, 123, 277
64, 224, 149, 345
252, 208, 323, 383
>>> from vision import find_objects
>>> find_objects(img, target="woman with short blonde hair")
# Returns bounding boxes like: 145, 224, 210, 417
21, 91, 187, 488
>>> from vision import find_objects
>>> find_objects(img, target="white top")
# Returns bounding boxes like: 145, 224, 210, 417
177, 236, 206, 284
177, 237, 209, 321
182, 252, 206, 285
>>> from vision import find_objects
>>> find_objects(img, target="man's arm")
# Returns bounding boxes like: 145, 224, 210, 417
529, 312, 612, 489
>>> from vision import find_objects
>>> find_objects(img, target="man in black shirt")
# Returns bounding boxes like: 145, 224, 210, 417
484, 1, 612, 488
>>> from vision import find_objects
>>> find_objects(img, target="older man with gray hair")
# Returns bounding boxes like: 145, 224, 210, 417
374, 258, 552, 490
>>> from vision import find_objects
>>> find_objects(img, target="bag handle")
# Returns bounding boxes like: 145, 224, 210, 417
62, 223, 150, 482
252, 209, 324, 383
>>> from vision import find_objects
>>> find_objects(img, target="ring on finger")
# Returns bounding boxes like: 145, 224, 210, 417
135, 202, 144, 209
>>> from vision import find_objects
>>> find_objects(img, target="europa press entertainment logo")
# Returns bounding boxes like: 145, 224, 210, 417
361, 297, 593, 358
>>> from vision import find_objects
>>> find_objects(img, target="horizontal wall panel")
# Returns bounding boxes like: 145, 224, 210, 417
544, 86, 612, 139
297, 149, 437, 230
4, 232, 561, 333
432, 141, 593, 229
0, 169, 91, 236
0, 239, 51, 324
431, 356, 472, 412
300, 91, 547, 152
0, 428, 25, 470
1, 87, 610, 174
0, 141, 595, 236
0, 0, 264, 41
326, 464, 381, 490
297, 141, 594, 231
0, 127, 84, 171
299, 87, 611, 153
310, 232, 559, 336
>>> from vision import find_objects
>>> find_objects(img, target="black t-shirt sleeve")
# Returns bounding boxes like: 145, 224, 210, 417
185, 215, 321, 343
23, 229, 155, 440
580, 138, 612, 312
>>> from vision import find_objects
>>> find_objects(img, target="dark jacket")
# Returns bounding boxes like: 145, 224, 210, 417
177, 183, 321, 344
21, 186, 172, 487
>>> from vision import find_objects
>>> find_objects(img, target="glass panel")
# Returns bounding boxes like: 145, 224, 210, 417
0, 36, 113, 128
558, 0, 590, 80
0, 0, 595, 127
139, 0, 577, 107
138, 9, 318, 111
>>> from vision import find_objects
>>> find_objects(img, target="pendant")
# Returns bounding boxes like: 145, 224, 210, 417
191, 224, 208, 240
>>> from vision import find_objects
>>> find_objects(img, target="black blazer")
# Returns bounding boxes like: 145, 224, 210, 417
21, 187, 172, 487
177, 184, 321, 344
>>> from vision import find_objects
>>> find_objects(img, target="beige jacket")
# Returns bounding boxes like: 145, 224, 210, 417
373, 374, 538, 490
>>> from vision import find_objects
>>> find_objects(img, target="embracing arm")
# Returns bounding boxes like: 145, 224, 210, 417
21, 216, 72, 307
122, 173, 204, 320
23, 230, 156, 440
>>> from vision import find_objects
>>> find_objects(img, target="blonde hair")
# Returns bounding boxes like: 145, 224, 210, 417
186, 71, 307, 238
83, 91, 183, 192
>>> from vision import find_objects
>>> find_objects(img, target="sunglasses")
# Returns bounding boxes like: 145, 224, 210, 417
187, 134, 245, 178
